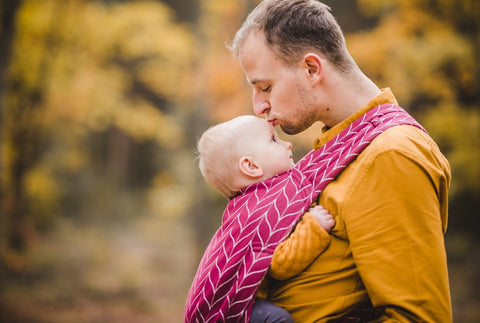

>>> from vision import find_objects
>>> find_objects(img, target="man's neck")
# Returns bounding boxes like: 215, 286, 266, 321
320, 69, 381, 128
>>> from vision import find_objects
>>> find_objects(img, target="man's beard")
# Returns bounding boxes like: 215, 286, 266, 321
280, 113, 315, 135
280, 83, 316, 135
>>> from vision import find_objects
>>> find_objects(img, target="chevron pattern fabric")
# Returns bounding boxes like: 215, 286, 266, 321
185, 104, 425, 323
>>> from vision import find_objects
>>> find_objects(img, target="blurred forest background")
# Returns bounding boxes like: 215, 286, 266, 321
0, 0, 479, 322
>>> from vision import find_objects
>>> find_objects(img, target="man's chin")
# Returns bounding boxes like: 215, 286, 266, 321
280, 124, 304, 135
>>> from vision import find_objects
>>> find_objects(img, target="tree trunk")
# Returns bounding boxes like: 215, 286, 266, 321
0, 0, 23, 270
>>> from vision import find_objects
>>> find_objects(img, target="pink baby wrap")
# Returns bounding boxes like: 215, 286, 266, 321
185, 104, 424, 323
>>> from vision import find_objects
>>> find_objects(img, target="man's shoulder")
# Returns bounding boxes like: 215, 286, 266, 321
358, 124, 448, 173
367, 124, 435, 154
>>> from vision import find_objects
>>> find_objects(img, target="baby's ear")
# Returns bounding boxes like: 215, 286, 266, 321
239, 156, 264, 178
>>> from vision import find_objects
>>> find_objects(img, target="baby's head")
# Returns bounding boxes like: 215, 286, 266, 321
197, 115, 294, 198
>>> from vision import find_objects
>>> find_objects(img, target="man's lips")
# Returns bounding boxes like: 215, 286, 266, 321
267, 119, 277, 126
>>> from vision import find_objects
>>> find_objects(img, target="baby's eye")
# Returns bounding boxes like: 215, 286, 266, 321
271, 135, 277, 143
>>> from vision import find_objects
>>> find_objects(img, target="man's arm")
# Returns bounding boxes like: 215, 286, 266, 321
344, 128, 451, 322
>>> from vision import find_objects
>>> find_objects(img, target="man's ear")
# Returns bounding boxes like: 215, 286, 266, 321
302, 53, 323, 84
239, 156, 264, 178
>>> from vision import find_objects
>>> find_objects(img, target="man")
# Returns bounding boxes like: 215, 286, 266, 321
228, 0, 452, 321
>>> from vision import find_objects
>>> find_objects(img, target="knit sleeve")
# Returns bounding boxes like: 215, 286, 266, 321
269, 213, 331, 280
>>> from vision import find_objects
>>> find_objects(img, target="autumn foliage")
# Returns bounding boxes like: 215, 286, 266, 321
0, 0, 478, 322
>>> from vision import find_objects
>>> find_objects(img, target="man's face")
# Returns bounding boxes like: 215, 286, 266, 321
238, 32, 317, 135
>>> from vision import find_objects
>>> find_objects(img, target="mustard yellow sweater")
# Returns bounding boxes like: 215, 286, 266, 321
267, 89, 452, 322
257, 212, 331, 299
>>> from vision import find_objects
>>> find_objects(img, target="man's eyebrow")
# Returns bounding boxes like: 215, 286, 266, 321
250, 78, 267, 85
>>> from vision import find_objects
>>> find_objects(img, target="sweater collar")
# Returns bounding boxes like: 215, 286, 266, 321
313, 88, 398, 149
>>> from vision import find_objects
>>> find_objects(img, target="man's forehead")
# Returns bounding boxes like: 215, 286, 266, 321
239, 31, 263, 53
239, 33, 272, 69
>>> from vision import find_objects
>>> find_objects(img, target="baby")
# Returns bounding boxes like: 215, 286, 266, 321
196, 115, 335, 322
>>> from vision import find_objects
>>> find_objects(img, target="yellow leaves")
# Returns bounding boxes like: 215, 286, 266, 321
8, 16, 45, 90
358, 0, 400, 16
347, 7, 474, 106
9, 0, 196, 143
81, 1, 195, 102
1, 0, 201, 243
193, 0, 252, 122
24, 167, 59, 204
423, 104, 480, 195
138, 55, 194, 102
147, 172, 191, 219
347, 0, 480, 204
114, 101, 183, 148
99, 1, 194, 60
199, 53, 251, 122
23, 166, 60, 229
15, 0, 57, 37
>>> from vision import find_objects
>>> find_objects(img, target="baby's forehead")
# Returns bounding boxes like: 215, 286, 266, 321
231, 115, 269, 130
233, 115, 263, 123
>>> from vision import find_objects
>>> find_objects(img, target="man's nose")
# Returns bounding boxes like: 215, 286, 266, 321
253, 94, 270, 116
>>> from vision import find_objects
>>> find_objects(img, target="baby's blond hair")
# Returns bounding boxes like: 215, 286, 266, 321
197, 117, 252, 198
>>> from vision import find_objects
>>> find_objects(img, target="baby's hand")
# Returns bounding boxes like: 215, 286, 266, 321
309, 205, 335, 232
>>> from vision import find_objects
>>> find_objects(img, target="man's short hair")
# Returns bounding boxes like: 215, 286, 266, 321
229, 0, 355, 72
